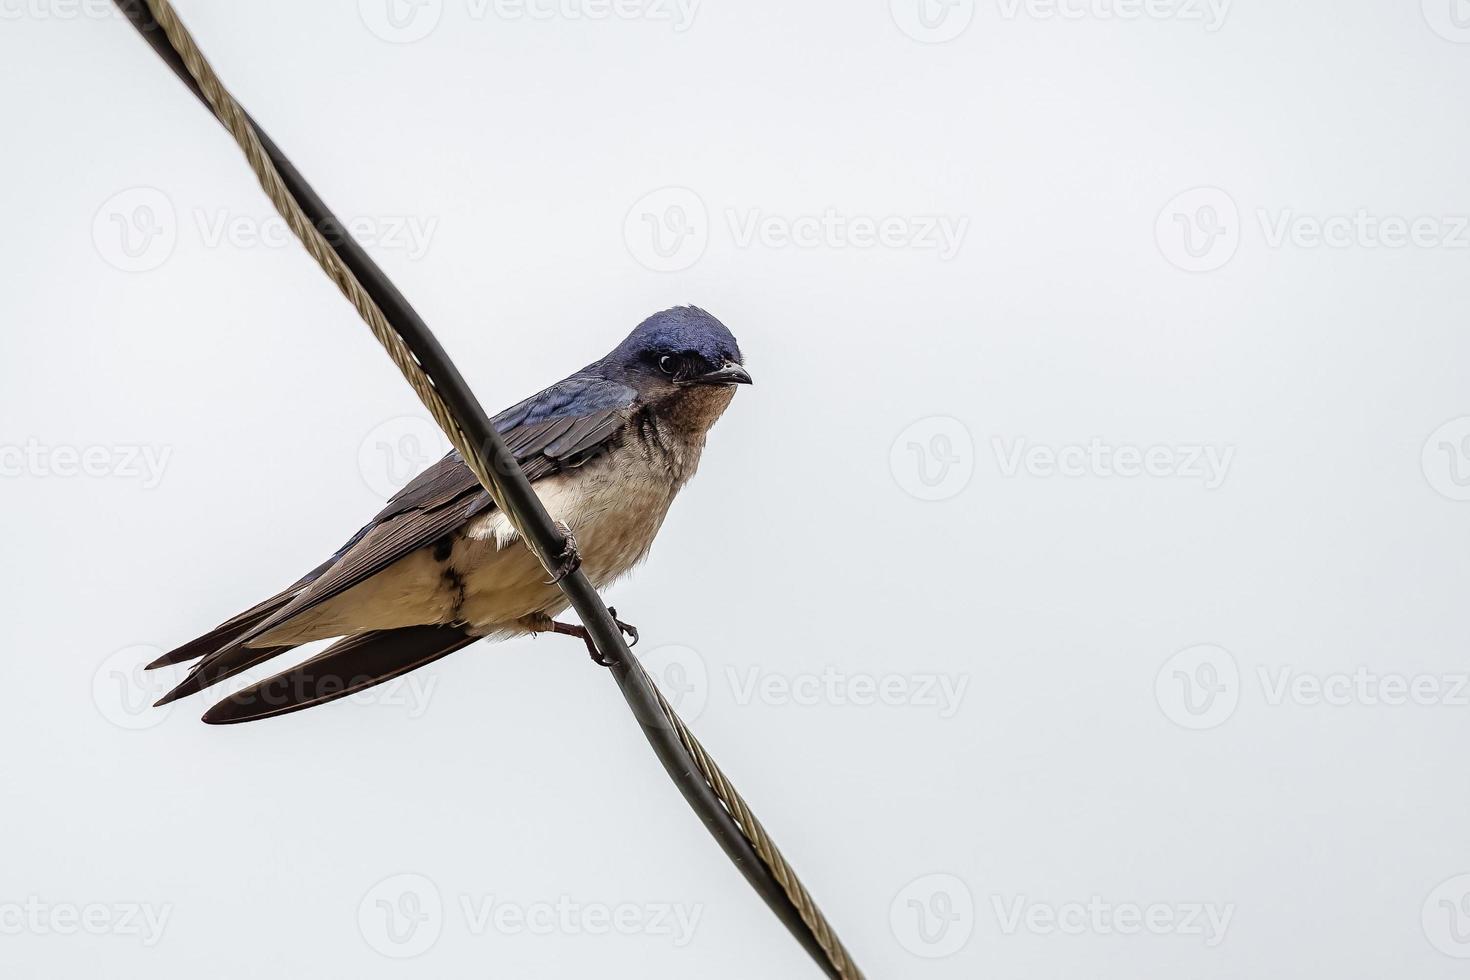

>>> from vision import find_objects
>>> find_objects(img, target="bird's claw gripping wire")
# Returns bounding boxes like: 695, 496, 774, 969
545, 521, 581, 583
547, 608, 639, 667
609, 607, 639, 649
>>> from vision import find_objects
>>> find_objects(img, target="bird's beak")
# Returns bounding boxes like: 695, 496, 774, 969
687, 361, 753, 386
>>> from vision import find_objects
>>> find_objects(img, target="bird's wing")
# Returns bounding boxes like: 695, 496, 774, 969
157, 376, 636, 680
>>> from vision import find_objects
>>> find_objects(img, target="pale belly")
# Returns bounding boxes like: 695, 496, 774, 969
262, 443, 679, 642
453, 451, 678, 631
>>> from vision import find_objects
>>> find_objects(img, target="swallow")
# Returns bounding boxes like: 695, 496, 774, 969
151, 306, 751, 723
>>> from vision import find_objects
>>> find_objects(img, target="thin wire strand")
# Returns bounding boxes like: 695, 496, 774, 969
131, 2, 864, 976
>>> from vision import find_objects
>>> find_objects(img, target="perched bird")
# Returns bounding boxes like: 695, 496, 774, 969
151, 306, 751, 724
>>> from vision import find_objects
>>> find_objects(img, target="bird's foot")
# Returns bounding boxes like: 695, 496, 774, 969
545, 521, 581, 583
546, 607, 637, 667
608, 607, 639, 648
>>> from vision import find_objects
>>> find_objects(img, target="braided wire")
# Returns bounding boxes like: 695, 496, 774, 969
141, 0, 517, 527
635, 659, 865, 978
138, 2, 862, 975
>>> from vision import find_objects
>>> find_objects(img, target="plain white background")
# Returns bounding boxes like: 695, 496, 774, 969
4, 0, 1470, 976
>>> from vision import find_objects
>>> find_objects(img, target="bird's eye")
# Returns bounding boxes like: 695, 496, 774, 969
659, 355, 678, 375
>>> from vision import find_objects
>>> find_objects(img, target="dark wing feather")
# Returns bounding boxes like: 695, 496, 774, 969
147, 558, 337, 668
222, 377, 637, 650
200, 625, 479, 725
154, 643, 294, 706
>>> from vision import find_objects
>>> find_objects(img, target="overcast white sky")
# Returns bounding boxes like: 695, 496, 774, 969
4, 1, 1470, 977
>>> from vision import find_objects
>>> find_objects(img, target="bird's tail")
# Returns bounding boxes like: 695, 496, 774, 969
146, 559, 335, 670
145, 601, 291, 670
200, 625, 479, 725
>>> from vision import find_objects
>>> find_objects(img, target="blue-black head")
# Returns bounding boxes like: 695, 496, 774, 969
598, 306, 751, 392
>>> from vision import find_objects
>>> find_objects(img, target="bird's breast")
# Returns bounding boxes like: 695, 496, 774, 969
452, 439, 684, 628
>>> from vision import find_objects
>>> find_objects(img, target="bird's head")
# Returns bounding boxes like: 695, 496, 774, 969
599, 306, 752, 395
